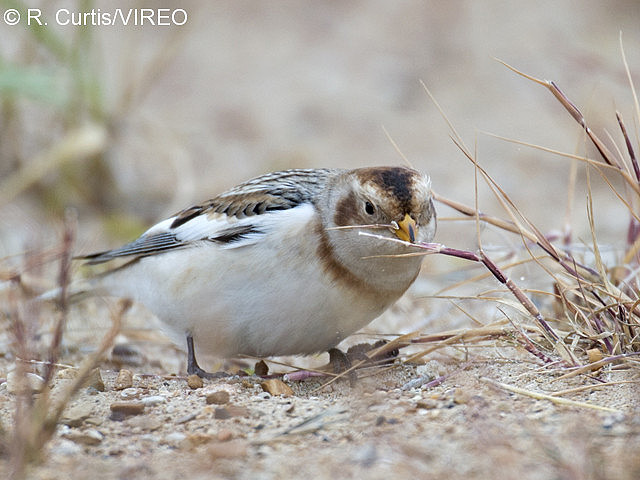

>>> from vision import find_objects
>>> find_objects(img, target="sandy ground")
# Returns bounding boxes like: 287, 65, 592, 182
0, 326, 639, 480
1, 1, 640, 479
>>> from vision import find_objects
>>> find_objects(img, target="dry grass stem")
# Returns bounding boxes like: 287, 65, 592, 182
555, 352, 640, 381
480, 377, 621, 413
549, 380, 640, 397
5, 219, 125, 478
417, 56, 640, 378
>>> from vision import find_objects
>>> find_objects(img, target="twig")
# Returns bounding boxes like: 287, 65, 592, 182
550, 380, 640, 397
433, 191, 599, 279
496, 59, 619, 169
360, 232, 575, 363
42, 210, 76, 384
480, 377, 620, 413
555, 352, 640, 381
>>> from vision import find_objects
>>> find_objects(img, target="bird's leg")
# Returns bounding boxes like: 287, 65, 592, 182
186, 334, 227, 379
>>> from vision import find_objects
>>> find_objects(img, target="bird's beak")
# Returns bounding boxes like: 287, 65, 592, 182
395, 213, 417, 243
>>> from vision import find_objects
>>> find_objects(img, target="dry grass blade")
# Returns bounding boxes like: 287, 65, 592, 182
616, 111, 639, 182
436, 191, 601, 283
496, 58, 619, 168
360, 231, 576, 363
480, 377, 621, 413
482, 132, 623, 174
382, 124, 414, 168
435, 55, 640, 361
619, 32, 640, 148
550, 380, 640, 397
6, 218, 125, 478
9, 300, 125, 478
555, 352, 640, 381
41, 211, 76, 384
39, 299, 127, 427
432, 191, 520, 236
421, 77, 580, 361
405, 322, 511, 364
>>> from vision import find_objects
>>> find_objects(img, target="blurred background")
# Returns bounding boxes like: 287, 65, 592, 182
1, 1, 640, 364
2, 0, 640, 249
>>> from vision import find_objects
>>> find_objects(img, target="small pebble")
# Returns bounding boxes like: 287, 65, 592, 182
55, 368, 77, 380
110, 401, 145, 417
226, 405, 249, 417
63, 428, 104, 446
141, 395, 167, 406
56, 439, 83, 456
453, 388, 471, 405
165, 432, 187, 447
587, 348, 603, 369
6, 371, 45, 394
217, 429, 233, 442
176, 412, 198, 424
128, 416, 162, 431
260, 378, 294, 397
61, 403, 94, 427
114, 369, 134, 390
84, 368, 105, 391
416, 399, 438, 410
206, 391, 230, 405
214, 405, 250, 419
187, 374, 204, 389
214, 407, 232, 420
119, 387, 140, 400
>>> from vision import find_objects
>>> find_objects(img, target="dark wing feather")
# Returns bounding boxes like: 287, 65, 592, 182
80, 232, 183, 265
170, 168, 334, 227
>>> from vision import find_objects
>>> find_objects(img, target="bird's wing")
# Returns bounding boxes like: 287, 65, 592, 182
79, 169, 333, 265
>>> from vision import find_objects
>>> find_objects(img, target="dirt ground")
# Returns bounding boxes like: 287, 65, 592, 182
0, 325, 638, 480
2, 1, 640, 479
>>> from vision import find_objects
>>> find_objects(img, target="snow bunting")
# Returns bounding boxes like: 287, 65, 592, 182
77, 167, 436, 377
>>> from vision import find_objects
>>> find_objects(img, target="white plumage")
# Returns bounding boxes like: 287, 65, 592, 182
72, 167, 436, 377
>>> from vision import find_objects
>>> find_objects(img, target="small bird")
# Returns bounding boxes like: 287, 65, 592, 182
75, 166, 436, 377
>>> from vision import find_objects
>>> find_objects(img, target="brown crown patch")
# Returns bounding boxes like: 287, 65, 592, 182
354, 167, 418, 213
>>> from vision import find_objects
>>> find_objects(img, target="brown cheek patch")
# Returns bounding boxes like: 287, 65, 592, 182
314, 216, 406, 304
333, 190, 359, 227
314, 217, 366, 289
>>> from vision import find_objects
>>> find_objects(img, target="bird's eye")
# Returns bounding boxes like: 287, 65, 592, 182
364, 201, 375, 215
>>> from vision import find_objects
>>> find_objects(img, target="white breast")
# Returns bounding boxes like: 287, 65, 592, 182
96, 204, 391, 357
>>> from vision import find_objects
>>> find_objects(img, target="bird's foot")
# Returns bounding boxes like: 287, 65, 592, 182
346, 339, 398, 365
187, 364, 229, 379
328, 347, 357, 386
186, 333, 228, 379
